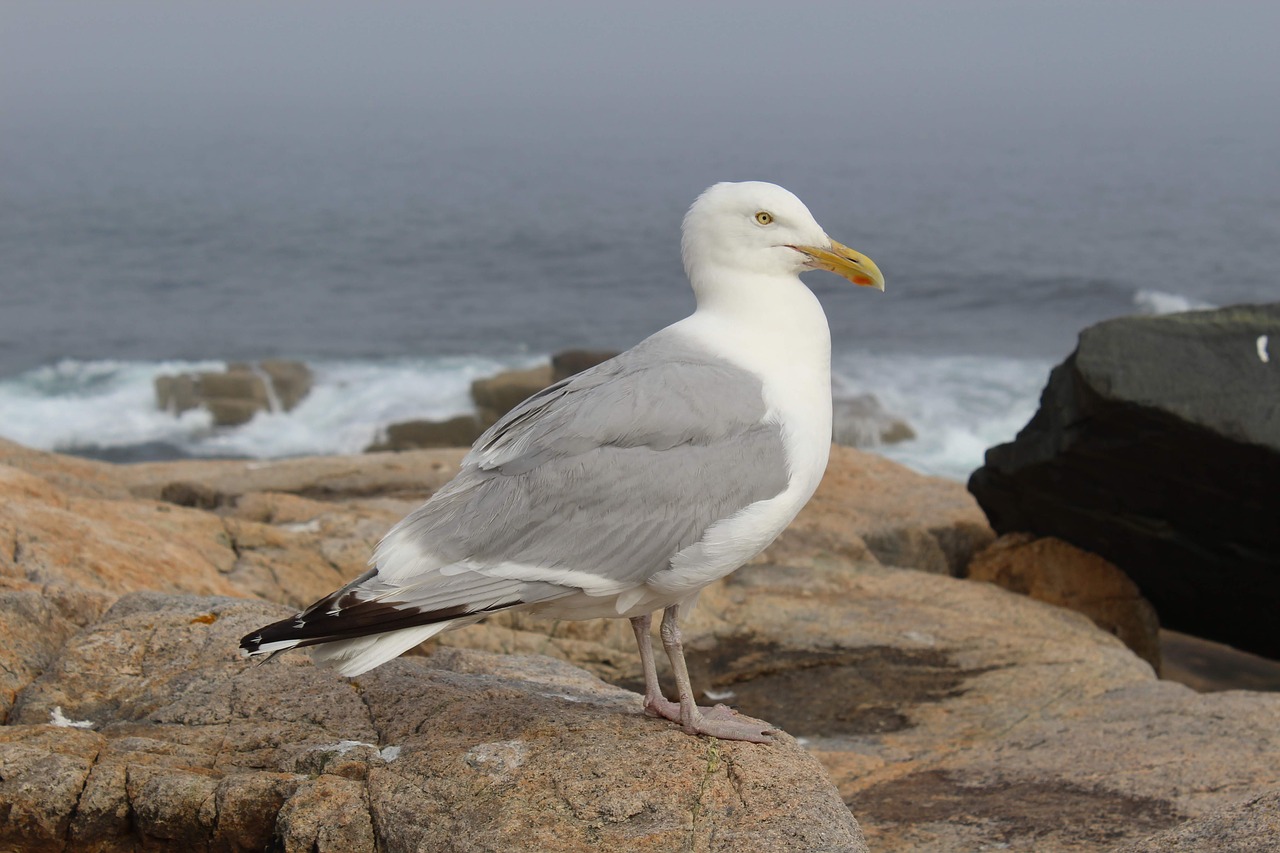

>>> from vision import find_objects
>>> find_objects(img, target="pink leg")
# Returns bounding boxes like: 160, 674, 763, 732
655, 604, 776, 743
630, 613, 682, 720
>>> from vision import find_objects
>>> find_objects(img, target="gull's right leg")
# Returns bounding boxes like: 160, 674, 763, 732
630, 612, 682, 720
659, 603, 775, 743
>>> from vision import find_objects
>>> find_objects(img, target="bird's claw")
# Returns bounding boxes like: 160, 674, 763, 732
642, 696, 776, 743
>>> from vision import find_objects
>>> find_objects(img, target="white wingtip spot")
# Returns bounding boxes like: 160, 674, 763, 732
1257, 334, 1270, 364
248, 638, 303, 657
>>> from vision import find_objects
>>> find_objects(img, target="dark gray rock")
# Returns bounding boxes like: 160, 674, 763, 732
968, 303, 1280, 658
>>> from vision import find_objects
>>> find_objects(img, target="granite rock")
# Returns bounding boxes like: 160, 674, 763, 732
1, 594, 867, 853
1113, 790, 1280, 853
966, 533, 1161, 671
3, 439, 1279, 851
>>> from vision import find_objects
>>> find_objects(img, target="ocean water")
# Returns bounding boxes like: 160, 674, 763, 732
2, 90, 1277, 480
0, 290, 1224, 480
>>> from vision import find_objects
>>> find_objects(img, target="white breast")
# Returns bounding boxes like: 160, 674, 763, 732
640, 279, 834, 601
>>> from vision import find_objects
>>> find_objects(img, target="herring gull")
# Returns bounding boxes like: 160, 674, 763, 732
240, 181, 885, 742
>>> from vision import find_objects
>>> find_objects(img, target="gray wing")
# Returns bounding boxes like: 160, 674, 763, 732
242, 330, 792, 656
391, 329, 790, 587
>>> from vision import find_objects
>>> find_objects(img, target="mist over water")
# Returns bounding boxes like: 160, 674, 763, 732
2, 2, 1277, 477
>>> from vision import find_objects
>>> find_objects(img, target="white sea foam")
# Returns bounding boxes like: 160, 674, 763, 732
1133, 289, 1216, 315
0, 355, 541, 460
0, 359, 223, 453
0, 351, 1050, 481
832, 351, 1052, 482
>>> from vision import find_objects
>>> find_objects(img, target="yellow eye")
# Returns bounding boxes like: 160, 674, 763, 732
755, 211, 773, 225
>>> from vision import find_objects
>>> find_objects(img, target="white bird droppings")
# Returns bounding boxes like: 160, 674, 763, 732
1257, 335, 1270, 364
50, 706, 94, 728
464, 740, 527, 777
310, 740, 399, 762
902, 630, 938, 646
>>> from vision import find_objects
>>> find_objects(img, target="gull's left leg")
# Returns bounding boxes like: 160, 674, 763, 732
658, 603, 776, 743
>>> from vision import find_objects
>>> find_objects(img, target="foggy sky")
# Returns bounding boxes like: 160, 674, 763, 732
5, 1, 1280, 145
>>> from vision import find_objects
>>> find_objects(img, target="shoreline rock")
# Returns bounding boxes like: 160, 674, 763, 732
969, 303, 1280, 660
371, 350, 623, 453
832, 394, 915, 448
154, 359, 313, 426
966, 533, 1161, 671
3, 437, 1279, 851
3, 594, 865, 852
365, 415, 484, 452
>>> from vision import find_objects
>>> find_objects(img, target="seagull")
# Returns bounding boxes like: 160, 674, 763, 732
240, 181, 884, 742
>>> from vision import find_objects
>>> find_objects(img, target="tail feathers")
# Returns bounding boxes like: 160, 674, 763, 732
239, 610, 487, 676
310, 619, 476, 676
239, 563, 554, 677
239, 586, 524, 676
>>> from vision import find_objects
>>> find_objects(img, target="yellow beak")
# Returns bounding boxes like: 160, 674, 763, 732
792, 240, 885, 291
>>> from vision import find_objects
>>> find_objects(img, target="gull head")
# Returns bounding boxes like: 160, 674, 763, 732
681, 181, 884, 292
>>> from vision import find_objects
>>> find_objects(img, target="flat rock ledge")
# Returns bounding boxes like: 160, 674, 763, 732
0, 594, 866, 853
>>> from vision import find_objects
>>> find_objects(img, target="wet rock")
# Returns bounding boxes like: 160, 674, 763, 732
365, 415, 484, 452
189, 368, 269, 427
551, 349, 619, 382
153, 372, 200, 415
154, 360, 313, 426
832, 394, 916, 448
257, 359, 314, 411
1158, 628, 1280, 693
471, 364, 554, 427
968, 303, 1280, 659
966, 533, 1161, 672
854, 770, 1183, 851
